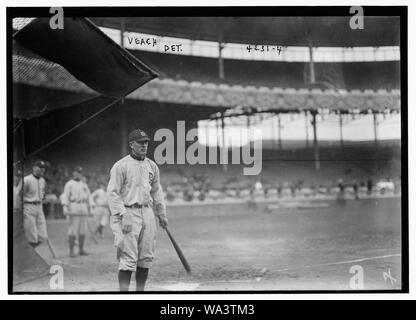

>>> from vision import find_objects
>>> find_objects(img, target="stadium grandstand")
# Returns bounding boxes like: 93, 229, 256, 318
13, 16, 401, 205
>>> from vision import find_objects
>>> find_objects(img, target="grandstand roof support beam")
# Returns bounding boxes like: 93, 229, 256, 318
311, 110, 320, 171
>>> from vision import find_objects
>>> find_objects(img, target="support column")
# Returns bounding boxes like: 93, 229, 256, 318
205, 120, 210, 147
221, 112, 227, 172
339, 112, 344, 147
120, 102, 127, 157
120, 18, 125, 47
246, 114, 251, 146
218, 26, 225, 80
373, 112, 378, 147
278, 114, 282, 150
216, 118, 221, 153
311, 111, 320, 171
120, 18, 127, 157
272, 113, 278, 150
305, 111, 310, 148
308, 43, 316, 84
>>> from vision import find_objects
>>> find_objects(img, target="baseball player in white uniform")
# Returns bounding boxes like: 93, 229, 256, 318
22, 160, 48, 248
91, 182, 110, 237
61, 166, 93, 257
13, 167, 22, 210
108, 128, 168, 291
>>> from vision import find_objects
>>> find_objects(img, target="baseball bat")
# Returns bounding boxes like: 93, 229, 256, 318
86, 219, 99, 244
164, 227, 192, 275
47, 238, 58, 259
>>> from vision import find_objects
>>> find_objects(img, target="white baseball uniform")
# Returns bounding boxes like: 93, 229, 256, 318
13, 181, 22, 210
61, 179, 92, 236
22, 174, 48, 243
92, 187, 110, 227
107, 155, 167, 271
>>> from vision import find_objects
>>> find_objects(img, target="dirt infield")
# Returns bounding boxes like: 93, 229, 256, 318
12, 197, 402, 292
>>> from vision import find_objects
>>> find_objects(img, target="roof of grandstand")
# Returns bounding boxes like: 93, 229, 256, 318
12, 17, 401, 119
90, 17, 400, 47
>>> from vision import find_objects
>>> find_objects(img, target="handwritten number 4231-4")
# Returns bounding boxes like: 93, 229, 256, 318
247, 45, 282, 54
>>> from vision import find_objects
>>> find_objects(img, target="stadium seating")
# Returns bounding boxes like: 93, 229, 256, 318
131, 50, 400, 91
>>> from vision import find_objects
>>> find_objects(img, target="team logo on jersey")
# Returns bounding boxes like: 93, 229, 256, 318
149, 172, 154, 184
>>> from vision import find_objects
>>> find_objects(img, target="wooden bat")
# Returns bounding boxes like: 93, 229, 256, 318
46, 238, 58, 259
86, 219, 99, 244
164, 227, 192, 275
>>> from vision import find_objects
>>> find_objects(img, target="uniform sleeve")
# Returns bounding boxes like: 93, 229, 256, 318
91, 190, 98, 206
107, 163, 127, 216
150, 164, 167, 217
22, 176, 30, 195
41, 179, 46, 201
61, 182, 70, 206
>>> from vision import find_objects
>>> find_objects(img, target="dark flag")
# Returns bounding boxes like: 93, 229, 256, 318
14, 17, 158, 98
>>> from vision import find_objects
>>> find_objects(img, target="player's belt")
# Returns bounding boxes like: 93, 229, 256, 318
125, 203, 149, 209
24, 201, 41, 205
70, 200, 88, 204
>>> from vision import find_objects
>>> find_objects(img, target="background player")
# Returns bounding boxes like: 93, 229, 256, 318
91, 182, 110, 237
61, 166, 93, 257
22, 160, 49, 248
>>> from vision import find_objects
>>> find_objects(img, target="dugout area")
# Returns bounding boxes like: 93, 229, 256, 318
11, 17, 160, 286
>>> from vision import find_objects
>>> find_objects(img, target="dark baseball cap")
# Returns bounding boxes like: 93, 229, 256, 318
74, 166, 83, 173
129, 129, 150, 142
33, 160, 46, 168
13, 167, 22, 177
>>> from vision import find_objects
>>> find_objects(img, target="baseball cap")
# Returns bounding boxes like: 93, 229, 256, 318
13, 167, 22, 177
129, 128, 150, 142
33, 160, 46, 168
74, 166, 83, 173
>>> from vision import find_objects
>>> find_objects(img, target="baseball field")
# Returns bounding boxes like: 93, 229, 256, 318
13, 196, 402, 292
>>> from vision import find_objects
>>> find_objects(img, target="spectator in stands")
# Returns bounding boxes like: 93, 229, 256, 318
263, 185, 269, 199
352, 180, 359, 199
165, 185, 175, 202
254, 180, 263, 192
290, 183, 296, 198
183, 184, 194, 202
336, 178, 346, 207
367, 178, 373, 195
337, 179, 345, 192
276, 183, 282, 198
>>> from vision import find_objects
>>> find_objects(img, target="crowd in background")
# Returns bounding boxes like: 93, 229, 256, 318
21, 161, 401, 216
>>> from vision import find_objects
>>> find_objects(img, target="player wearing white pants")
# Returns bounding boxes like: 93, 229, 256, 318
110, 205, 156, 270
108, 128, 168, 291
62, 166, 93, 257
91, 183, 110, 236
22, 160, 48, 248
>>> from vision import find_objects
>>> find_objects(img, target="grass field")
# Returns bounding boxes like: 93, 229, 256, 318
13, 197, 402, 292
